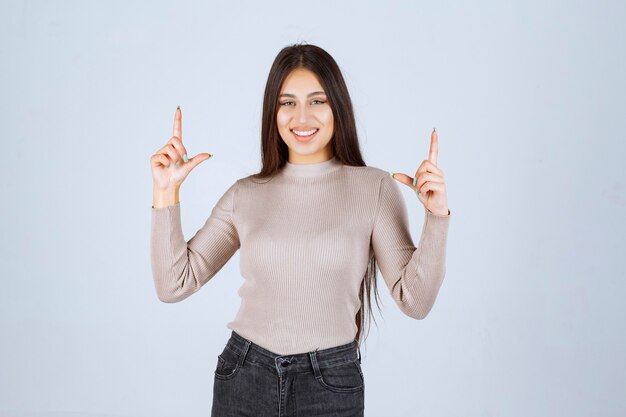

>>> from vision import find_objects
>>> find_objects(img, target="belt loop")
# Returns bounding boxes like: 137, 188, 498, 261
238, 340, 252, 367
309, 351, 322, 378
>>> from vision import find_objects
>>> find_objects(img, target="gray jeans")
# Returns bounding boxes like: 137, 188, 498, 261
211, 330, 365, 417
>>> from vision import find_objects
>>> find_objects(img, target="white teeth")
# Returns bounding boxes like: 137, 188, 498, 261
293, 129, 318, 136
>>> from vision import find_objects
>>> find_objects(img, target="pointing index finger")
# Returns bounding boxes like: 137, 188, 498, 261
173, 105, 182, 140
428, 127, 438, 166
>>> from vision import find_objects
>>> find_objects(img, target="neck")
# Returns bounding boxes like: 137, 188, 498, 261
282, 155, 343, 177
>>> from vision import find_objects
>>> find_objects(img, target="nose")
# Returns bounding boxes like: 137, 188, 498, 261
298, 104, 312, 123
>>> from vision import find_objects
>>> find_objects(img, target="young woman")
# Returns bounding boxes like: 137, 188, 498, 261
150, 43, 451, 417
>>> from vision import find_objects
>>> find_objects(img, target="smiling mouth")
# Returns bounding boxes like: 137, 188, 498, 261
292, 128, 319, 141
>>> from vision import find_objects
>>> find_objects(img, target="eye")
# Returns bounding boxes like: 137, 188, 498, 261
279, 99, 326, 106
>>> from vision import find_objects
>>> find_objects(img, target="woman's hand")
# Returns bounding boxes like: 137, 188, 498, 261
391, 128, 450, 216
150, 106, 213, 190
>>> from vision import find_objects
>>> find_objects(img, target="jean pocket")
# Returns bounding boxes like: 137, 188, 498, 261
214, 346, 243, 381
316, 359, 364, 393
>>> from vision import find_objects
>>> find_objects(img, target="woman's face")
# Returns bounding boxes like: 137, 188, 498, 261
276, 68, 334, 163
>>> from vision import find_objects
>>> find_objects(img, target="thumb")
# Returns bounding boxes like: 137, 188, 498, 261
185, 153, 213, 171
390, 172, 412, 187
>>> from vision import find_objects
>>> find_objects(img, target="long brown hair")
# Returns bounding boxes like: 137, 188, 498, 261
251, 42, 384, 352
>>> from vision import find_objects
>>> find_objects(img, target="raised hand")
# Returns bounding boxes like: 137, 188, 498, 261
391, 128, 450, 216
150, 106, 213, 190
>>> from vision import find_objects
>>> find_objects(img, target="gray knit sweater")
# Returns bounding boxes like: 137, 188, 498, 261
150, 156, 451, 355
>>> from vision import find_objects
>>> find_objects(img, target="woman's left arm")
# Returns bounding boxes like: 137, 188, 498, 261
371, 128, 451, 319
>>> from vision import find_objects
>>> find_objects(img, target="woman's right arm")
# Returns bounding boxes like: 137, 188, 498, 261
149, 106, 224, 303
150, 181, 240, 303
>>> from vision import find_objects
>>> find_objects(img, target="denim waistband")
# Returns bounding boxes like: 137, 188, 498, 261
223, 330, 361, 375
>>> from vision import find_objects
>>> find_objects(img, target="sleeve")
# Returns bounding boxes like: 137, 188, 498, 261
150, 180, 241, 303
370, 173, 451, 319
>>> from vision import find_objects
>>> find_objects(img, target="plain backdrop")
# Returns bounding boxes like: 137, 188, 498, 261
1, 0, 624, 416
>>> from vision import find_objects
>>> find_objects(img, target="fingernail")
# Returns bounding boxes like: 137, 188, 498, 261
208, 153, 214, 158
390, 172, 396, 179
175, 161, 180, 167
177, 105, 181, 110
412, 178, 417, 186
183, 154, 188, 163
433, 127, 436, 133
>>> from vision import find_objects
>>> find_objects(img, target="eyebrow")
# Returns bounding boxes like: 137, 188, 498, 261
279, 91, 326, 98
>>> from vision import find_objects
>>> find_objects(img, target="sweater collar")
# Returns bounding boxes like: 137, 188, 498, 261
282, 156, 343, 177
